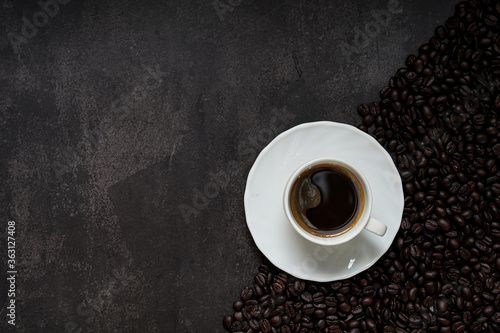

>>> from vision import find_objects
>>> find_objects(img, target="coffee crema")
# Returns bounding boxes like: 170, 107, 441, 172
289, 163, 364, 237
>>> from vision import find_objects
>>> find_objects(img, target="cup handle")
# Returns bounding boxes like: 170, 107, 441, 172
364, 217, 387, 236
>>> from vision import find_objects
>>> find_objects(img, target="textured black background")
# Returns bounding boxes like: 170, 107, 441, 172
0, 0, 456, 331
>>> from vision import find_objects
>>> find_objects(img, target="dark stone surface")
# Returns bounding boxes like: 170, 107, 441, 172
0, 0, 455, 331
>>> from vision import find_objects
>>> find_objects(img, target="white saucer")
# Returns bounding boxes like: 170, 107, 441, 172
244, 121, 404, 282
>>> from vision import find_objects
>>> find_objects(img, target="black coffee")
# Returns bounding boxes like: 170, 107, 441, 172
289, 163, 363, 237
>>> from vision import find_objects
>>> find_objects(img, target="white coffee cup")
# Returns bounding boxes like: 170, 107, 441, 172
283, 157, 387, 246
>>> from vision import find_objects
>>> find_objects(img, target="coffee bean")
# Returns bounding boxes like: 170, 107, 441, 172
302, 303, 314, 315
313, 319, 325, 330
425, 281, 437, 294
440, 284, 453, 296
258, 307, 271, 320
234, 310, 245, 321
228, 320, 240, 332
281, 324, 291, 333
251, 305, 261, 318
328, 325, 342, 333
302, 321, 314, 329
358, 104, 369, 116
476, 240, 489, 252
314, 309, 325, 319
485, 14, 499, 26
421, 104, 433, 118
369, 103, 380, 116
324, 296, 336, 307
241, 287, 252, 301
275, 295, 286, 305
361, 296, 373, 307
269, 315, 282, 327
437, 218, 451, 231
351, 305, 363, 316
273, 279, 285, 293
436, 298, 449, 313
388, 284, 401, 295
462, 286, 472, 300
452, 321, 465, 332
301, 291, 312, 303
255, 273, 266, 287
484, 305, 495, 316
295, 280, 305, 293
248, 319, 259, 330
233, 300, 244, 311
243, 306, 252, 320
424, 270, 438, 279
258, 295, 270, 304
413, 59, 424, 73
412, 223, 423, 234
223, 315, 233, 329
312, 292, 324, 304
425, 219, 438, 231
493, 143, 500, 156
259, 319, 271, 332
363, 114, 375, 127
339, 303, 351, 313
459, 247, 471, 261
493, 294, 500, 309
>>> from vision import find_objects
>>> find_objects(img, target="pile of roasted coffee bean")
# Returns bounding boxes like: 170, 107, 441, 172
223, 1, 500, 332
